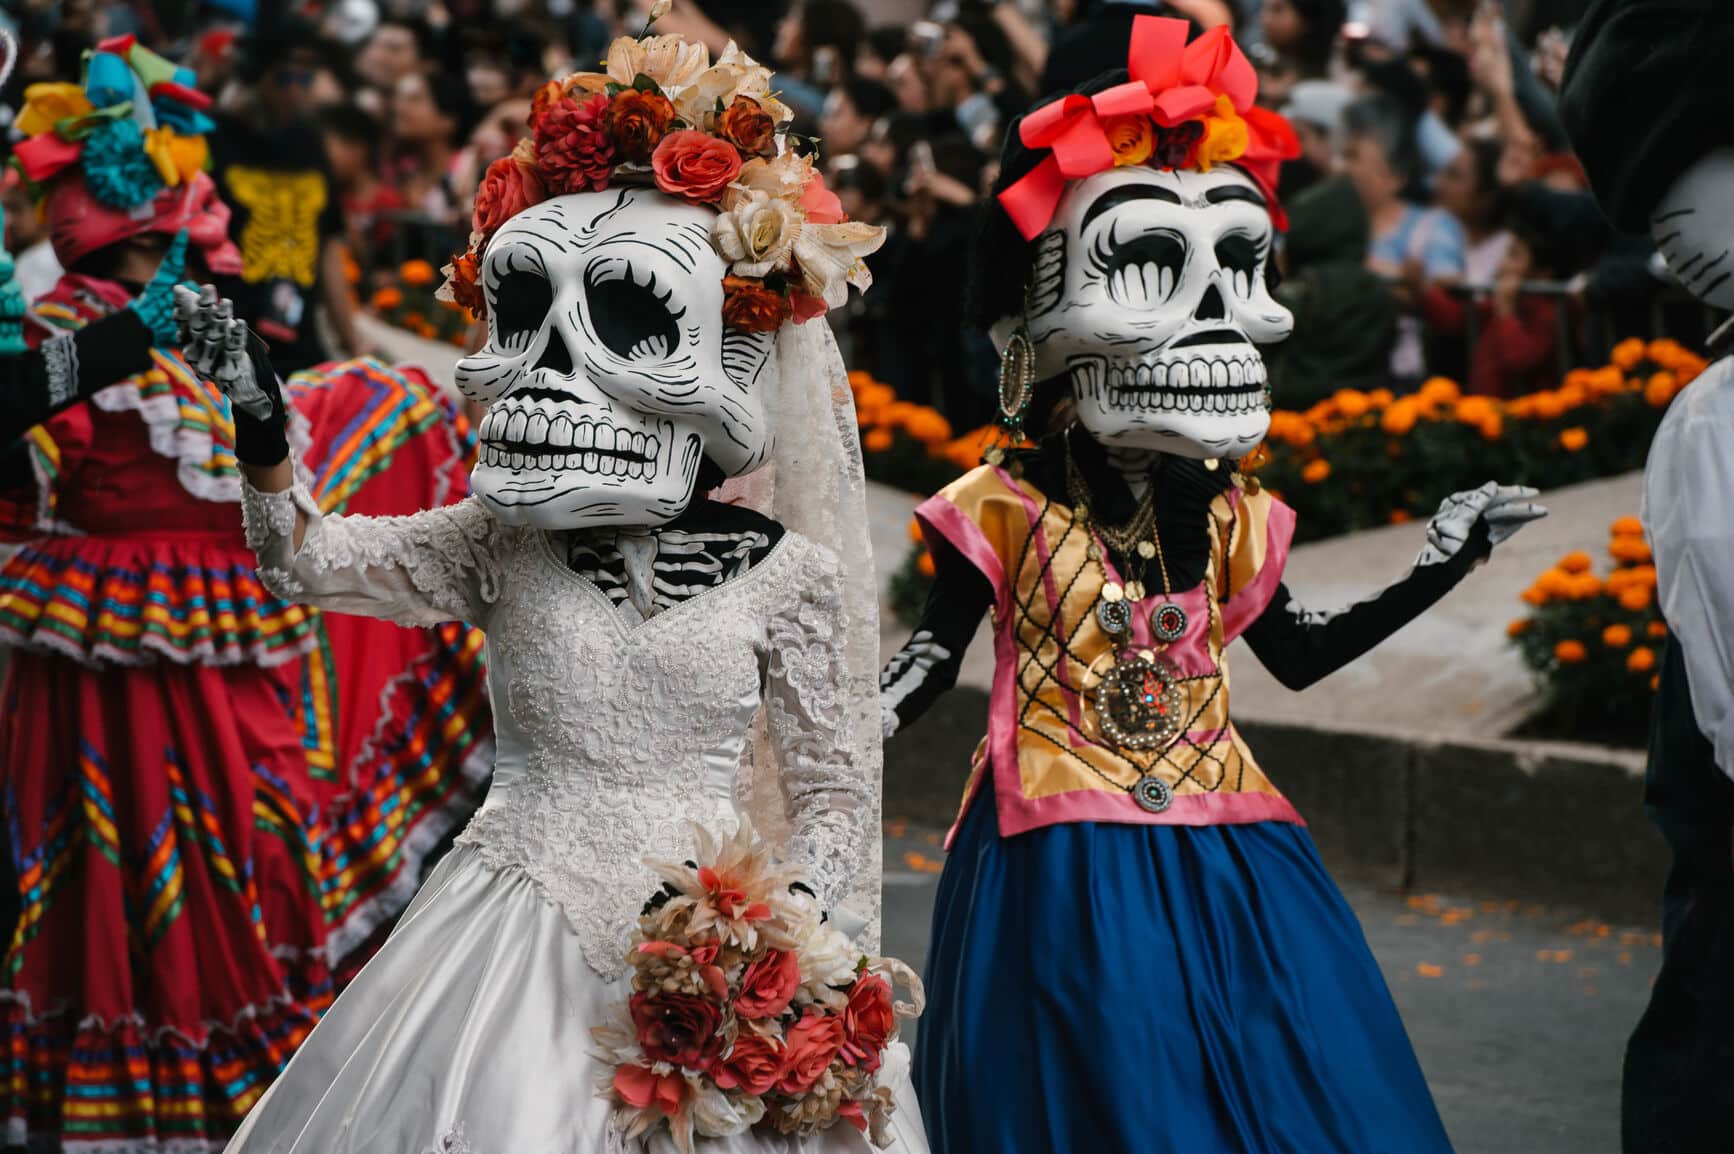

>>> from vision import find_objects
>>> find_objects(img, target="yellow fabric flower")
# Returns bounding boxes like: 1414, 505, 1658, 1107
17, 84, 94, 139
141, 126, 204, 187
1193, 95, 1249, 173
1104, 116, 1154, 168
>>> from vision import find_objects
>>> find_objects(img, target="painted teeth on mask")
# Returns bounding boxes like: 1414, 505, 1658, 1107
1099, 355, 1269, 414
478, 407, 661, 475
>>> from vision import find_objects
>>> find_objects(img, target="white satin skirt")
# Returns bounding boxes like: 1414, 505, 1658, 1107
225, 845, 929, 1154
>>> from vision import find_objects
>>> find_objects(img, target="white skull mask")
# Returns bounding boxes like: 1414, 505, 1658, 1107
1019, 165, 1293, 460
455, 190, 775, 529
1652, 146, 1734, 311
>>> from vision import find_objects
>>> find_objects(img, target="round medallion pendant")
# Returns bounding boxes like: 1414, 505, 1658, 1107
1094, 652, 1185, 751
1151, 601, 1188, 644
1096, 599, 1134, 636
1133, 775, 1174, 813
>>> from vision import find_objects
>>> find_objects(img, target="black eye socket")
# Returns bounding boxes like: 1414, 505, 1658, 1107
1093, 228, 1188, 308
494, 267, 553, 345
585, 266, 682, 361
1215, 234, 1266, 296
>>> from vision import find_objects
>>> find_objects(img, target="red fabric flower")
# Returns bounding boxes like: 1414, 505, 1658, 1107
713, 1032, 785, 1097
777, 1011, 845, 1095
734, 949, 800, 1020
722, 276, 791, 332
630, 992, 723, 1071
442, 246, 486, 319
651, 130, 742, 204
799, 171, 845, 224
473, 154, 545, 238
838, 1100, 868, 1133
840, 973, 895, 1072
536, 93, 615, 196
613, 1064, 686, 1116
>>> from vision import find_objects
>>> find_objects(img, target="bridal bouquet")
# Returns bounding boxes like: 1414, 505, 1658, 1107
594, 821, 922, 1151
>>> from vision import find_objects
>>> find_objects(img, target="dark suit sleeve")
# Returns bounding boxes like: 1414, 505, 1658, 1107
0, 310, 157, 449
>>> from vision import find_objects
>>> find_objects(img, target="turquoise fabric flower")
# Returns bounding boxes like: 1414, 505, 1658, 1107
81, 118, 163, 209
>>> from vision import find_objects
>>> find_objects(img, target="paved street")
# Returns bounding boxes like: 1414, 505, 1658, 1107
879, 825, 1659, 1154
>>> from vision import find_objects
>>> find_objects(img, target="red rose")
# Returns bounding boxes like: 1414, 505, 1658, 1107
473, 155, 545, 238
630, 991, 723, 1071
651, 130, 742, 204
714, 1032, 784, 1097
841, 974, 895, 1072
734, 949, 800, 1020
613, 1064, 686, 1116
777, 1010, 845, 1095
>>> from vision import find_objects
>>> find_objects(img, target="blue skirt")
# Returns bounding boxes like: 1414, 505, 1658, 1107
914, 783, 1454, 1154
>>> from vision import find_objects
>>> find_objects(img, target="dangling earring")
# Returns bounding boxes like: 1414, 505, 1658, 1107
995, 324, 1035, 445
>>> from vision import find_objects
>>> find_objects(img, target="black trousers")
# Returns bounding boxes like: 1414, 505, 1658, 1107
1622, 641, 1734, 1153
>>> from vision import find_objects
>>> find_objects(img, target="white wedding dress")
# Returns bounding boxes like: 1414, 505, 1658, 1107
225, 484, 928, 1154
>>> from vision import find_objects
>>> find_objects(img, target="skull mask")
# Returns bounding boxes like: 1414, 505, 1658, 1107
1018, 165, 1293, 460
455, 189, 775, 529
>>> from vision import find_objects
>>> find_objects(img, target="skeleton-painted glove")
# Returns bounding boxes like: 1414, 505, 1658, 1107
126, 231, 187, 346
1417, 482, 1548, 568
175, 284, 288, 466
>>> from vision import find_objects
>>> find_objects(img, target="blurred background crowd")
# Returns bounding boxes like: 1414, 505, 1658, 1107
0, 0, 1707, 429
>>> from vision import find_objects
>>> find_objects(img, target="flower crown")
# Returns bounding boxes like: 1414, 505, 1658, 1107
440, 23, 885, 334
11, 35, 215, 205
998, 17, 1300, 240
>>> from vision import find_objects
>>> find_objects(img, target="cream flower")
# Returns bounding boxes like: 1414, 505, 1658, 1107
794, 221, 887, 308
711, 191, 803, 278
715, 41, 793, 124
606, 34, 709, 90
671, 65, 741, 130
729, 153, 813, 209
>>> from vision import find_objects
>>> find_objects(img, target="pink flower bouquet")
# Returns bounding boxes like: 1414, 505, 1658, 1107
594, 821, 922, 1151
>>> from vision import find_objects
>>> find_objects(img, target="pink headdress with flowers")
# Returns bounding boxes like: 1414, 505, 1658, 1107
10, 35, 240, 274
998, 17, 1300, 240
438, 24, 885, 334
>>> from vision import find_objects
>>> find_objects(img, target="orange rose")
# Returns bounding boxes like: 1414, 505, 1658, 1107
718, 96, 778, 158
1554, 640, 1587, 664
1602, 624, 1632, 648
607, 88, 678, 163
1105, 115, 1154, 167
1559, 427, 1589, 452
720, 275, 790, 333
841, 974, 896, 1072
777, 1011, 846, 1095
734, 950, 800, 1020
714, 1032, 784, 1097
1302, 459, 1331, 484
1628, 646, 1657, 673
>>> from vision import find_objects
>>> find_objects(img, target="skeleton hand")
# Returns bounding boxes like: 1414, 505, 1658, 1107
174, 284, 289, 467
1417, 482, 1547, 567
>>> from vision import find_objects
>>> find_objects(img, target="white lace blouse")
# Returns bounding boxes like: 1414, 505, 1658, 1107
241, 482, 872, 977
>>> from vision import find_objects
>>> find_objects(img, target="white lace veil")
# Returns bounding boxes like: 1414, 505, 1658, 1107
719, 318, 883, 950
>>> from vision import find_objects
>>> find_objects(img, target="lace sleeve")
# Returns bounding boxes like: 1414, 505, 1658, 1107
762, 540, 871, 913
241, 481, 505, 628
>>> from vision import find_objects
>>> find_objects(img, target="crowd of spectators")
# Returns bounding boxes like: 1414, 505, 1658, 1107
0, 0, 1712, 428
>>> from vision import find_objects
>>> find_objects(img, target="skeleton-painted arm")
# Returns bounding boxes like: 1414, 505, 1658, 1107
879, 546, 993, 738
764, 542, 873, 914
1243, 483, 1546, 691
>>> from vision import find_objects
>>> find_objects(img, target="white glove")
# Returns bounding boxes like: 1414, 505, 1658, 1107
1417, 481, 1547, 567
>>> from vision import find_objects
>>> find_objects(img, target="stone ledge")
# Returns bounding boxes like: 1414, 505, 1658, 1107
885, 690, 1667, 924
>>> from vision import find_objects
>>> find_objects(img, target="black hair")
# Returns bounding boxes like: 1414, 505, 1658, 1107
1342, 92, 1421, 187
828, 156, 888, 202
866, 26, 909, 67
838, 77, 897, 123
420, 73, 481, 142
1287, 0, 1347, 76
321, 104, 385, 161
1463, 135, 1507, 216
969, 68, 1130, 331
1411, 45, 1471, 127
235, 14, 321, 83
871, 111, 931, 169
795, 0, 869, 74
376, 16, 440, 68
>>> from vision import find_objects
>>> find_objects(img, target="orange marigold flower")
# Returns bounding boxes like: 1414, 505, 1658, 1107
1334, 389, 1372, 419
1559, 427, 1589, 452
1610, 337, 1647, 370
907, 517, 924, 543
1570, 573, 1604, 600
1532, 392, 1567, 420
1507, 618, 1530, 638
1506, 395, 1537, 419
1536, 568, 1574, 597
1628, 646, 1657, 673
1521, 584, 1548, 607
1480, 414, 1504, 440
1651, 674, 1662, 692
1555, 640, 1588, 664
1419, 377, 1461, 407
1619, 586, 1652, 611
1609, 535, 1652, 565
1603, 624, 1633, 648
864, 428, 894, 452
1369, 388, 1395, 408
1381, 400, 1419, 436
1302, 459, 1332, 484
1611, 516, 1645, 537
370, 286, 404, 311
1645, 372, 1677, 408
916, 551, 936, 578
400, 259, 437, 287
1647, 620, 1668, 639
1389, 509, 1413, 525
1557, 550, 1593, 574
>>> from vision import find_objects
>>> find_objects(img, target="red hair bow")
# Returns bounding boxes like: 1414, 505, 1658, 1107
998, 17, 1298, 241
